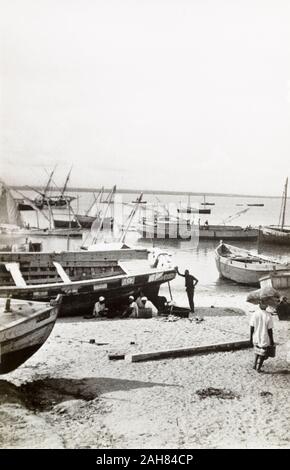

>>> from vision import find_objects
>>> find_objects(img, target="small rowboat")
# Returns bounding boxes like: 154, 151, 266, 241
215, 242, 290, 286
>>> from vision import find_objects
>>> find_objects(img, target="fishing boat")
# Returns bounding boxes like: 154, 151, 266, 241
195, 206, 258, 241
138, 216, 193, 240
177, 207, 211, 215
0, 181, 82, 239
197, 224, 258, 241
73, 185, 115, 229
201, 195, 215, 206
247, 203, 264, 207
215, 242, 290, 286
0, 295, 61, 374
177, 195, 211, 215
0, 245, 176, 317
261, 178, 290, 245
17, 166, 76, 210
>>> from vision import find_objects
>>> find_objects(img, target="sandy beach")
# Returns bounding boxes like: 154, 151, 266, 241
0, 301, 289, 449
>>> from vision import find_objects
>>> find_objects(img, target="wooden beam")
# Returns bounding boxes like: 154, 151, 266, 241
125, 339, 251, 363
108, 353, 125, 360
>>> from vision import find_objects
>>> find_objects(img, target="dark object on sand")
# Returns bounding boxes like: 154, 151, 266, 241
196, 387, 239, 400
108, 353, 125, 360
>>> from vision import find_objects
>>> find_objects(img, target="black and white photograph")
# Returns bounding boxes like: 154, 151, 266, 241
0, 0, 289, 454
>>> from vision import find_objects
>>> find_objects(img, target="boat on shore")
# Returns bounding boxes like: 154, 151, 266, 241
0, 295, 61, 374
0, 245, 176, 317
261, 178, 290, 245
259, 272, 290, 291
215, 242, 290, 286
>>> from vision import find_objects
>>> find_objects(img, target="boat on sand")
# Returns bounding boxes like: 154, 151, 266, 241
0, 295, 62, 374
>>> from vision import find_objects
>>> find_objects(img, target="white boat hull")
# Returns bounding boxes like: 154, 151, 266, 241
0, 298, 60, 374
261, 226, 290, 245
215, 242, 289, 286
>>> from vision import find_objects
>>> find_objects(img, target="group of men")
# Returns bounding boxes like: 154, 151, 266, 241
89, 267, 201, 320
91, 293, 158, 319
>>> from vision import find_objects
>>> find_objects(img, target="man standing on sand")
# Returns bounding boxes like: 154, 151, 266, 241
250, 301, 275, 372
175, 267, 202, 321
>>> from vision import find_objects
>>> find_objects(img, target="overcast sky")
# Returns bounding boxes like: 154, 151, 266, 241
0, 0, 290, 195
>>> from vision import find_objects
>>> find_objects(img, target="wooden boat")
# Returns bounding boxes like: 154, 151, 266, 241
74, 185, 116, 229
247, 203, 264, 207
0, 295, 61, 374
259, 272, 290, 291
261, 225, 290, 245
54, 215, 114, 230
177, 208, 211, 214
0, 246, 176, 317
21, 167, 76, 210
197, 224, 258, 241
261, 178, 290, 245
138, 216, 193, 240
15, 199, 34, 211
200, 195, 215, 206
0, 181, 82, 239
0, 241, 42, 252
215, 242, 290, 286
178, 194, 211, 215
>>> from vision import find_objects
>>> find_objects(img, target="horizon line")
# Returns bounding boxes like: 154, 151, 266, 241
10, 185, 283, 199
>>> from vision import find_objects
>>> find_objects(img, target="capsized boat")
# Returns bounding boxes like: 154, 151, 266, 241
0, 295, 62, 374
215, 242, 290, 286
0, 244, 176, 316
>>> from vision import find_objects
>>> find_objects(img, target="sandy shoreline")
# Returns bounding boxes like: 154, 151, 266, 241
0, 305, 289, 449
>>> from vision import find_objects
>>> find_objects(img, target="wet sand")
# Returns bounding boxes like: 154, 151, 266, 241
1, 301, 289, 449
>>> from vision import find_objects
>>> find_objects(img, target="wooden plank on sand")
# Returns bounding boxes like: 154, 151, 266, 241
126, 340, 251, 363
108, 353, 125, 360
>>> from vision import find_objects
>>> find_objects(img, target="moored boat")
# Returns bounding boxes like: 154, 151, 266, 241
0, 295, 61, 374
197, 224, 258, 241
261, 225, 290, 245
215, 242, 290, 286
261, 178, 290, 245
177, 208, 211, 215
138, 216, 193, 240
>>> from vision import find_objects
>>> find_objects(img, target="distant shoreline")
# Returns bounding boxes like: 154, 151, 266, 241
10, 185, 283, 199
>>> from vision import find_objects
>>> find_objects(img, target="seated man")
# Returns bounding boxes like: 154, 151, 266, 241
122, 296, 139, 318
93, 296, 108, 318
139, 296, 158, 317
136, 290, 145, 309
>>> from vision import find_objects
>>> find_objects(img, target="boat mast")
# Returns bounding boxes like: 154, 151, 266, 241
43, 165, 57, 199
60, 166, 73, 199
91, 185, 116, 244
280, 177, 288, 229
120, 193, 143, 243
